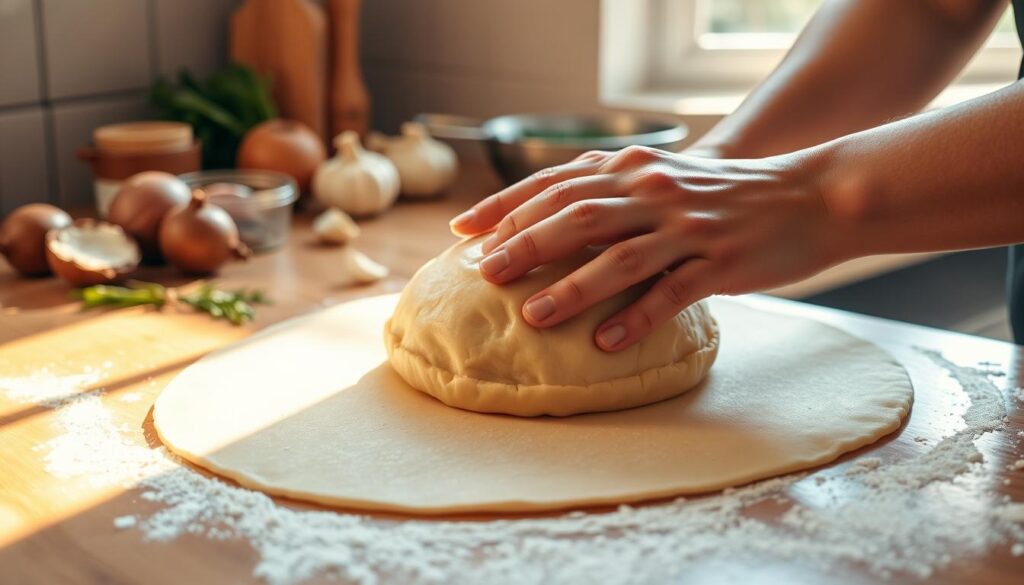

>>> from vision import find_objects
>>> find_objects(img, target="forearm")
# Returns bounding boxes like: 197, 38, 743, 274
805, 81, 1024, 261
692, 0, 1005, 158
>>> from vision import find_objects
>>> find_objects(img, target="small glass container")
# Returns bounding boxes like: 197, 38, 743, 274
179, 170, 298, 252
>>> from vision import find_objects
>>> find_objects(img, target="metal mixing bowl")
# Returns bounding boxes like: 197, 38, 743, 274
415, 112, 689, 184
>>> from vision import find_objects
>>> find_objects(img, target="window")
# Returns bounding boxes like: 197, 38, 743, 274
654, 0, 1019, 89
601, 0, 1023, 111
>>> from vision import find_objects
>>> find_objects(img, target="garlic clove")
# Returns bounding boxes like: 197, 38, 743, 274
342, 247, 389, 284
313, 208, 361, 245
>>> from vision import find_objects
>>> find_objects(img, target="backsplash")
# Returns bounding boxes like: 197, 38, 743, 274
0, 0, 604, 216
0, 0, 236, 214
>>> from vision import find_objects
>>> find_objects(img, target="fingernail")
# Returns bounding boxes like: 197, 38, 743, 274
524, 295, 556, 322
481, 235, 498, 254
597, 324, 627, 349
480, 249, 510, 275
450, 209, 476, 228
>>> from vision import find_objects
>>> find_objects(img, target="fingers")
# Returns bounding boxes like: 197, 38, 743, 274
594, 258, 716, 352
478, 198, 658, 284
519, 233, 684, 328
482, 174, 622, 254
449, 159, 601, 237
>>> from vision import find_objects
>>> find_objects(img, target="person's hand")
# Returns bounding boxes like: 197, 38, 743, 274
449, 146, 838, 351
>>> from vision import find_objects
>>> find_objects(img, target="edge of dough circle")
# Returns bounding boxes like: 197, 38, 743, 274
153, 235, 914, 515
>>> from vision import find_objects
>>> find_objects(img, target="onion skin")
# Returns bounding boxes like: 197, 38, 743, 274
159, 191, 251, 275
236, 120, 326, 193
107, 171, 191, 264
0, 203, 72, 277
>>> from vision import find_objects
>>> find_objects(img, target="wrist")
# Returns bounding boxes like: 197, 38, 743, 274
775, 143, 873, 267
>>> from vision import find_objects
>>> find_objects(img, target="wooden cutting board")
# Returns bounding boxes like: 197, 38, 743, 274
231, 0, 328, 141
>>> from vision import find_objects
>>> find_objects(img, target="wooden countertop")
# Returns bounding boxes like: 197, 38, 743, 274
0, 166, 1022, 584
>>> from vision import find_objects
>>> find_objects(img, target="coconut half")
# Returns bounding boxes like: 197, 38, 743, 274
46, 219, 141, 287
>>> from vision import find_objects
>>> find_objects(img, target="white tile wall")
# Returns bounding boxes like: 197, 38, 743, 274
51, 96, 152, 209
0, 0, 42, 107
0, 107, 52, 215
42, 0, 152, 99
361, 0, 602, 132
153, 0, 235, 79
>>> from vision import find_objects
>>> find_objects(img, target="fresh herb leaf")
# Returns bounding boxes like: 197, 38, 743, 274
74, 281, 271, 326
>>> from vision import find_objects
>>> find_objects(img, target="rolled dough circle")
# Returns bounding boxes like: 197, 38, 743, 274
384, 236, 719, 416
154, 294, 913, 515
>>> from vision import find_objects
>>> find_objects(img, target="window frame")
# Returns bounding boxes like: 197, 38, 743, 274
640, 0, 1021, 93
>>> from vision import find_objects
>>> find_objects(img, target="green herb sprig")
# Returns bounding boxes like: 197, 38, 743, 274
73, 281, 271, 326
179, 284, 270, 326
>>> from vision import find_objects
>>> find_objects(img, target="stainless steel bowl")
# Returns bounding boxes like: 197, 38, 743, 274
414, 112, 689, 184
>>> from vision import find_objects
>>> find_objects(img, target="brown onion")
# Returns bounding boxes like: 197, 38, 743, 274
107, 171, 191, 263
236, 119, 326, 193
159, 190, 251, 274
0, 203, 72, 276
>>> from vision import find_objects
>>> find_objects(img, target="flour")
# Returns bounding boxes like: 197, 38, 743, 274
5, 349, 1024, 585
114, 515, 138, 529
0, 370, 101, 407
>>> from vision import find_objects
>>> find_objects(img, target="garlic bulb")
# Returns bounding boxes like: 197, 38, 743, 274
342, 247, 389, 284
374, 122, 458, 198
313, 207, 361, 245
313, 131, 400, 216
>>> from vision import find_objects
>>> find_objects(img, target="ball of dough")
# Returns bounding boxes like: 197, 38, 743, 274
384, 236, 719, 416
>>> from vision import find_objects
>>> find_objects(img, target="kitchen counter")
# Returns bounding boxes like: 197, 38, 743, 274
0, 164, 1022, 584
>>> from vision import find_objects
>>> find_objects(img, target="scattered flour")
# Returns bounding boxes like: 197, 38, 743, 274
844, 456, 882, 475
0, 370, 101, 407
5, 349, 1024, 585
114, 515, 138, 529
118, 392, 142, 403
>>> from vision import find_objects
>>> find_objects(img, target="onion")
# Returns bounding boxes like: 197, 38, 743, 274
159, 190, 251, 274
0, 203, 72, 276
107, 171, 191, 263
236, 120, 326, 193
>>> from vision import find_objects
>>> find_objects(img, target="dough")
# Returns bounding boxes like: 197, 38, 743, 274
153, 294, 913, 515
384, 236, 719, 416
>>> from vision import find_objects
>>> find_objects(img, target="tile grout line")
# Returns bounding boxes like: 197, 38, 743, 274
31, 0, 59, 206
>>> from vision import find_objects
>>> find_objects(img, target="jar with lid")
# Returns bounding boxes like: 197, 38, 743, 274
78, 121, 202, 216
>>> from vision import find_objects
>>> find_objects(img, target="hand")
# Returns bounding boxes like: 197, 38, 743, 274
449, 146, 837, 351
